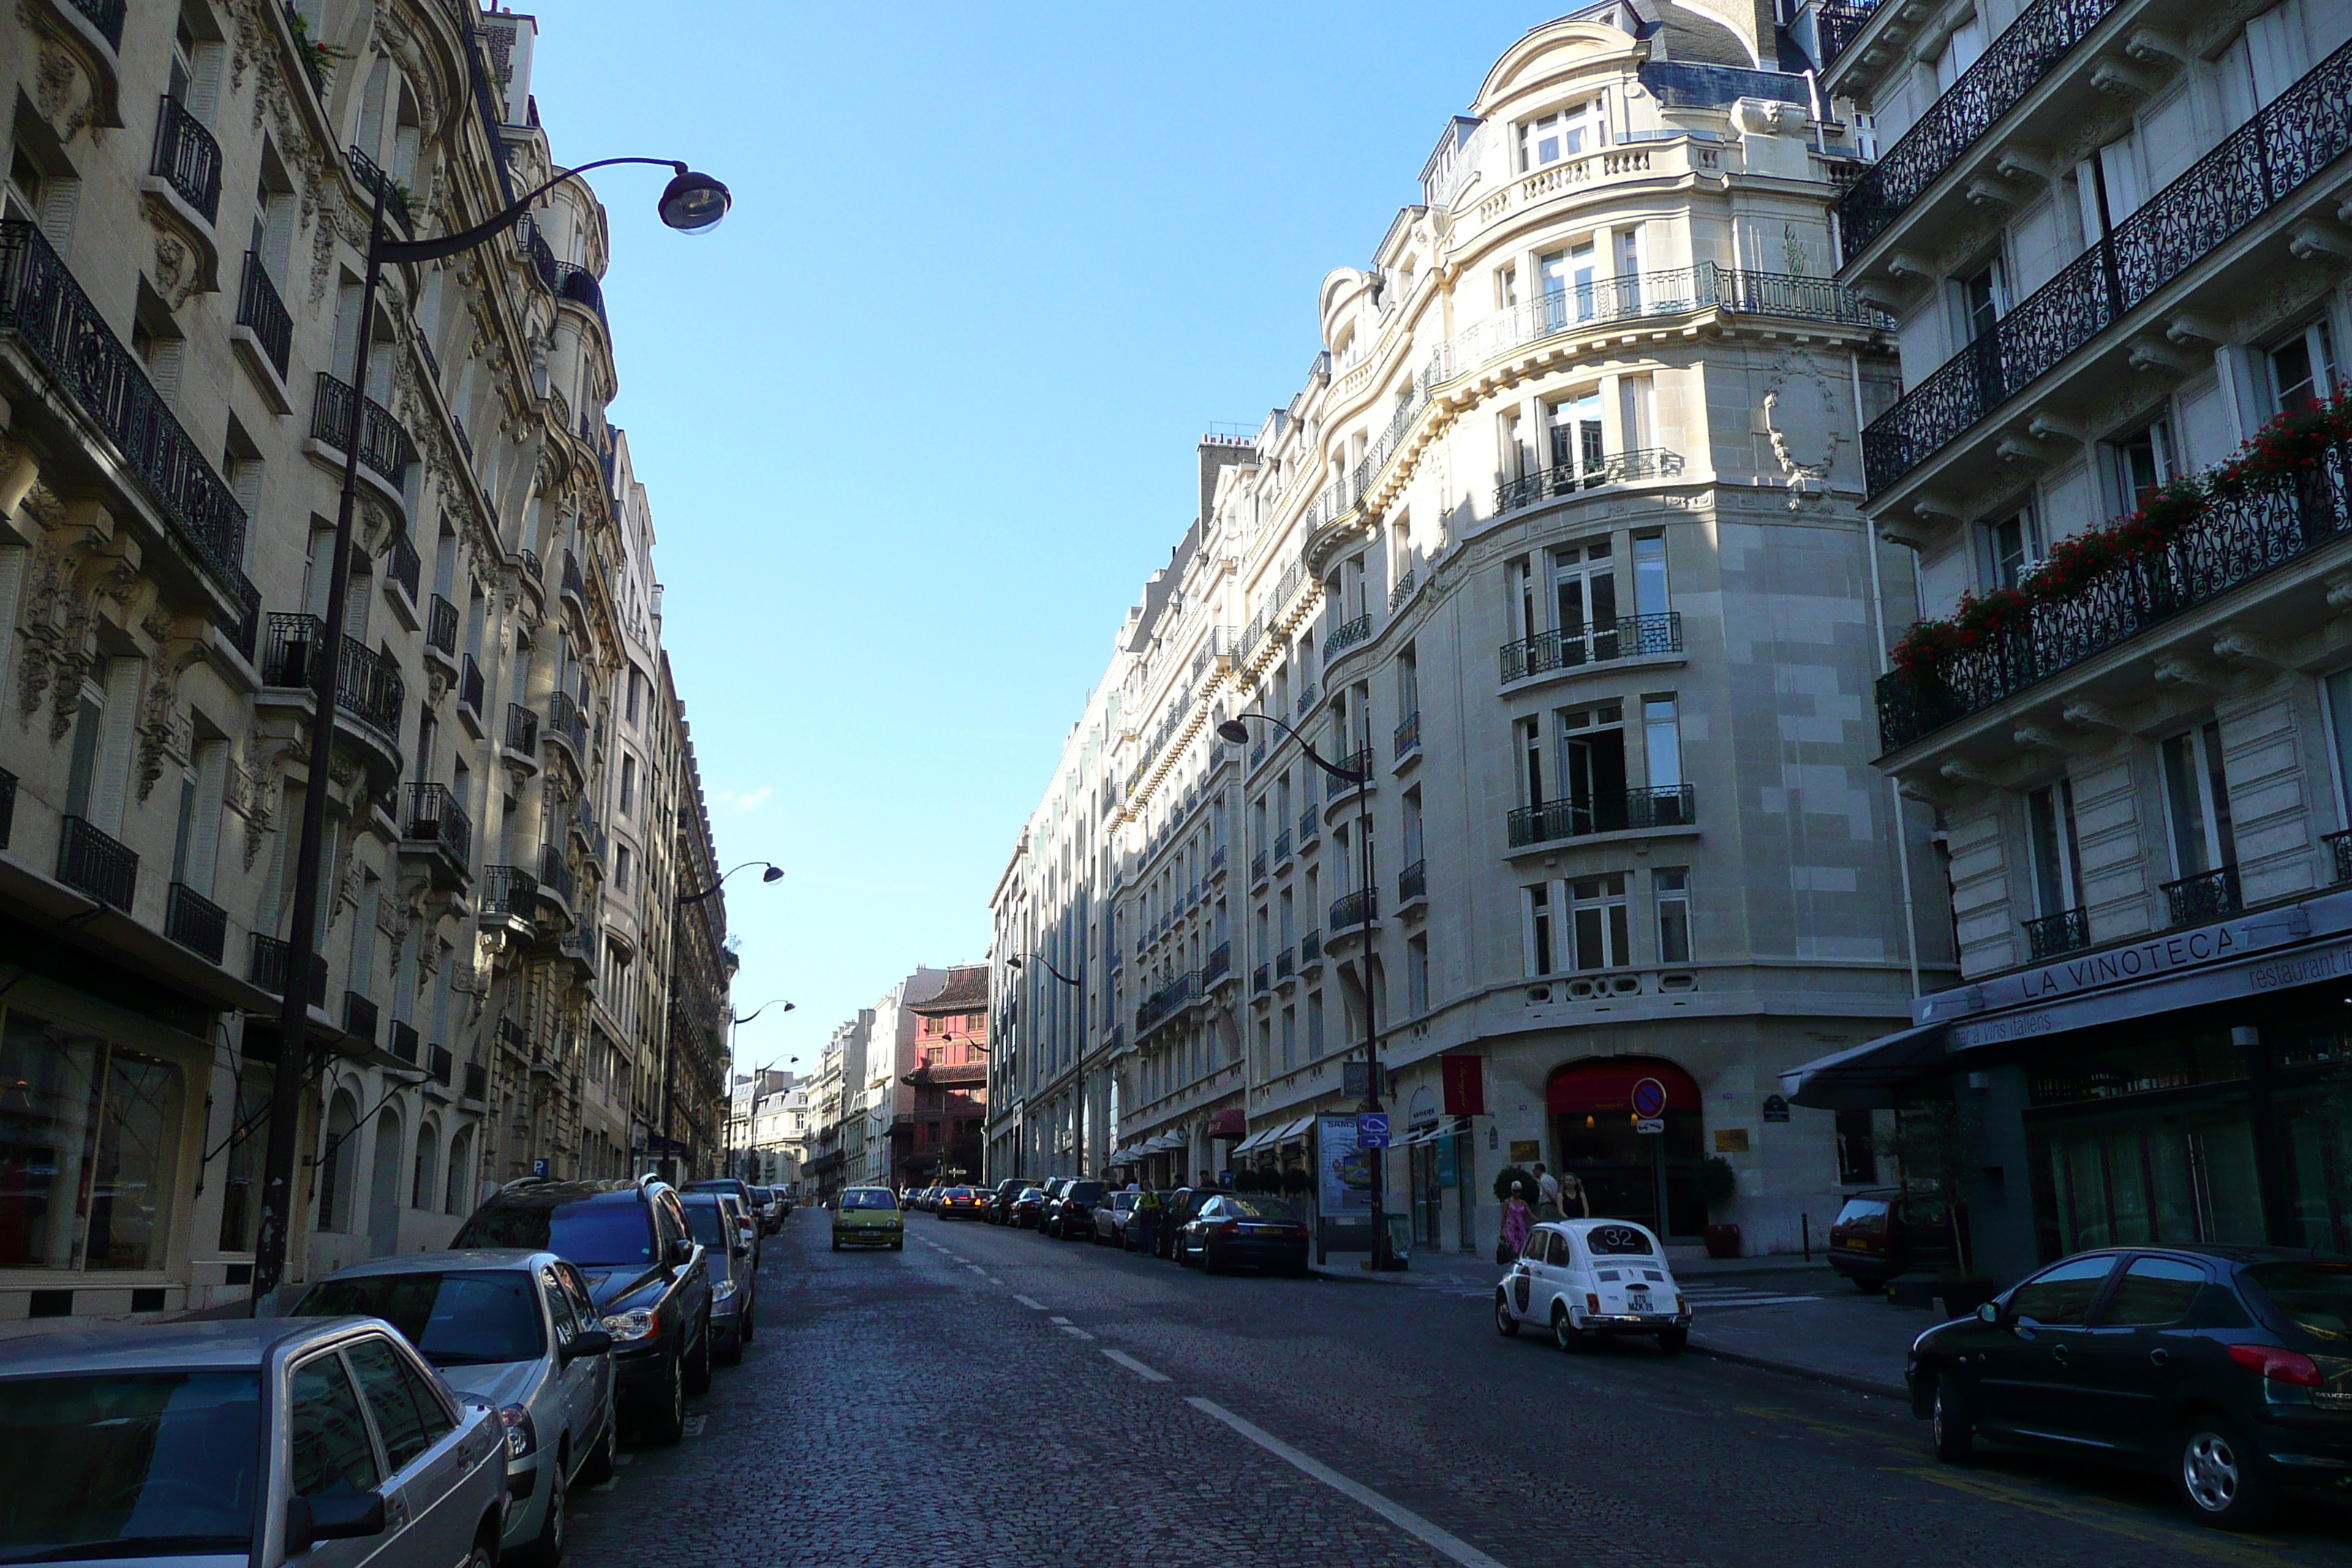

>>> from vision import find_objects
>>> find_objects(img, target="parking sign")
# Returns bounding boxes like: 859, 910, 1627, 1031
1358, 1112, 1390, 1149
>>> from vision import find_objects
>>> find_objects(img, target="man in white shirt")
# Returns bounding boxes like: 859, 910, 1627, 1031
1534, 1164, 1562, 1220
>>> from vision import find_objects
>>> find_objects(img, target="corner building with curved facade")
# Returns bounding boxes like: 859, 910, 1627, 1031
990, 6, 1953, 1258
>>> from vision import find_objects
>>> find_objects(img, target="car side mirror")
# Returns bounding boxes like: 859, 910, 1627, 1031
666, 1237, 696, 1267
1975, 1300, 2001, 1325
289, 1490, 386, 1547
568, 1327, 613, 1358
734, 1244, 750, 1259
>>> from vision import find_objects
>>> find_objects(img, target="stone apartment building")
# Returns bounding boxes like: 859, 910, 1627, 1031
990, 4, 1953, 1258
0, 0, 731, 1333
1783, 0, 2352, 1281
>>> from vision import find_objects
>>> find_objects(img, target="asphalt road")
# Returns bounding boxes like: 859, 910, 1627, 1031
566, 1210, 2352, 1568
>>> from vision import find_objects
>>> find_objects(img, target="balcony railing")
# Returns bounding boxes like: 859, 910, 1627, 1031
1204, 941, 1232, 984
1876, 447, 2352, 752
504, 703, 539, 754
0, 766, 15, 849
388, 1019, 419, 1066
261, 614, 404, 734
1300, 929, 1322, 965
165, 881, 225, 964
551, 262, 608, 324
343, 991, 378, 1047
1394, 710, 1420, 757
1863, 36, 2352, 497
1330, 748, 1374, 793
1498, 448, 1685, 514
546, 690, 586, 757
58, 815, 136, 911
462, 1060, 486, 1099
402, 782, 472, 867
249, 933, 326, 1006
1399, 859, 1428, 903
1298, 807, 1319, 848
235, 252, 292, 377
538, 843, 576, 908
1137, 971, 1199, 1032
0, 221, 248, 592
149, 95, 223, 222
426, 594, 459, 655
311, 372, 416, 489
1276, 946, 1295, 981
1811, 0, 1880, 68
2162, 867, 2242, 928
1389, 568, 1417, 610
383, 530, 421, 605
1836, 0, 2127, 263
517, 549, 543, 584
1501, 611, 1682, 682
2022, 907, 2091, 962
346, 145, 413, 233
1252, 963, 1270, 995
1273, 829, 1292, 867
1251, 851, 1267, 883
459, 654, 485, 717
1295, 682, 1318, 717
480, 864, 538, 922
2329, 829, 2352, 886
1324, 613, 1373, 660
561, 549, 586, 604
1508, 784, 1696, 847
1330, 888, 1377, 930
67, 0, 126, 48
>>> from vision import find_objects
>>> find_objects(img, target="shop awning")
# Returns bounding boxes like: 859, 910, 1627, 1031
1234, 1128, 1271, 1156
1781, 1019, 1952, 1109
1273, 1116, 1314, 1146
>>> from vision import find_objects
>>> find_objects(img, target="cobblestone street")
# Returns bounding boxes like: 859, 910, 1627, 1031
567, 1213, 2352, 1568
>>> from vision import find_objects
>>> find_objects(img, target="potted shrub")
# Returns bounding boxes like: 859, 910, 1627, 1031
1281, 1165, 1311, 1195
1698, 1156, 1741, 1258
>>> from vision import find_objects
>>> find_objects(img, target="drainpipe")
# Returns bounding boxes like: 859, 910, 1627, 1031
1854, 350, 1923, 1000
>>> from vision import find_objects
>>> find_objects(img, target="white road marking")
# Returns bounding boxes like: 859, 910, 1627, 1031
968, 1265, 987, 1274
1014, 1294, 1046, 1310
1059, 1325, 1097, 1341
1049, 1316, 1071, 1324
1101, 1349, 1169, 1382
985, 1275, 1006, 1285
1183, 1397, 1509, 1568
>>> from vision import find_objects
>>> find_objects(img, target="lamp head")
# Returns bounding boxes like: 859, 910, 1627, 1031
1006, 957, 1023, 970
760, 864, 783, 883
657, 168, 731, 233
1216, 719, 1251, 744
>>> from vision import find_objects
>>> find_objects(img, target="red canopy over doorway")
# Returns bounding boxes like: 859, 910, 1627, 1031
1545, 1058, 1700, 1116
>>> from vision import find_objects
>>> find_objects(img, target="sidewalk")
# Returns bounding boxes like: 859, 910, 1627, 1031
1313, 1245, 1929, 1401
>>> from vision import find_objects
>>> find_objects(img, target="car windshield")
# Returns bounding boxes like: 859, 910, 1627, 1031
0, 1371, 260, 1560
841, 1189, 897, 1210
1068, 1183, 1105, 1204
453, 1199, 652, 1265
1583, 1224, 1654, 1256
1226, 1196, 1300, 1220
683, 1204, 732, 1247
292, 1270, 546, 1365
2244, 1260, 2352, 1344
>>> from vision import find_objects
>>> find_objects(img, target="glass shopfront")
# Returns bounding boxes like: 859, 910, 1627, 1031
1548, 1058, 1705, 1237
0, 1004, 188, 1273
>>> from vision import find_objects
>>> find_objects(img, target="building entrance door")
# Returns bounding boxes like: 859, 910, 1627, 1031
1548, 1058, 1705, 1237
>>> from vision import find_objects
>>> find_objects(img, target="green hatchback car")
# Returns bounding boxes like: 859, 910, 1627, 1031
832, 1186, 905, 1250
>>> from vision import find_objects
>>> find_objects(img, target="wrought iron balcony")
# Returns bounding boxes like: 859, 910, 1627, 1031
1273, 829, 1292, 867
1210, 843, 1226, 870
389, 1019, 419, 1065
58, 815, 136, 911
480, 864, 538, 922
1501, 612, 1683, 682
311, 372, 416, 489
343, 990, 378, 1047
1497, 449, 1684, 514
1204, 941, 1232, 984
261, 613, 404, 734
1508, 784, 1695, 847
1324, 614, 1373, 660
545, 690, 586, 758
1330, 888, 1377, 930
2162, 867, 2241, 928
1389, 568, 1417, 610
0, 766, 15, 850
1252, 963, 1270, 995
517, 549, 543, 584
561, 549, 586, 605
551, 262, 607, 325
427, 1044, 453, 1086
346, 145, 413, 233
1300, 928, 1322, 965
462, 1060, 486, 1099
1399, 859, 1428, 904
1137, 971, 1199, 1032
0, 221, 248, 592
2329, 829, 2352, 886
402, 782, 472, 867
249, 933, 326, 1005
67, 0, 125, 48
1836, 0, 2127, 263
235, 252, 291, 377
384, 530, 421, 604
504, 703, 539, 755
1811, 0, 1880, 68
165, 881, 225, 964
1296, 807, 1318, 850
1251, 851, 1267, 884
2023, 907, 2091, 962
149, 95, 222, 223
459, 654, 485, 717
1330, 748, 1374, 795
1875, 447, 2352, 753
1276, 946, 1294, 981
426, 594, 459, 656
1295, 682, 1318, 717
538, 843, 576, 909
1394, 710, 1420, 758
1863, 36, 2352, 497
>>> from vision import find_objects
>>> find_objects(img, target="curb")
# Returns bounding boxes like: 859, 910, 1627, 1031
1685, 1338, 1910, 1402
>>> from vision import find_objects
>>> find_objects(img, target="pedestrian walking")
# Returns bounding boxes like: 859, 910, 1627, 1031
1133, 1186, 1162, 1256
1499, 1183, 1534, 1263
1534, 1164, 1563, 1221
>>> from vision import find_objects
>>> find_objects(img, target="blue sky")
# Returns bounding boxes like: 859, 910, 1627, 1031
531, 2, 1551, 1075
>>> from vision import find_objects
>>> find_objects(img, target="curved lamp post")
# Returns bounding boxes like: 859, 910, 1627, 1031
680, 861, 783, 905
725, 1004, 796, 1178
1218, 712, 1395, 1270
250, 157, 734, 1306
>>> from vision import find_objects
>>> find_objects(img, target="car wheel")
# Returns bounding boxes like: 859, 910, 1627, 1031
682, 1316, 714, 1395
1930, 1372, 1975, 1463
1495, 1292, 1521, 1337
1656, 1326, 1687, 1356
576, 1412, 617, 1488
892, 1237, 904, 1250
516, 1457, 567, 1567
2179, 1414, 2273, 1529
1550, 1303, 1589, 1353
465, 1542, 497, 1568
831, 1236, 841, 1251
1851, 1275, 1880, 1294
716, 1320, 744, 1368
641, 1349, 685, 1446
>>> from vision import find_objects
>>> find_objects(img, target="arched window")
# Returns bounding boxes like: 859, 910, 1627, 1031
317, 1088, 360, 1232
444, 1126, 475, 1215
412, 1119, 440, 1210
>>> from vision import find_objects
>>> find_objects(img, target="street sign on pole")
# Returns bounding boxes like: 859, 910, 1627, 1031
1343, 1061, 1372, 1099
1358, 1112, 1390, 1149
532, 1158, 549, 1179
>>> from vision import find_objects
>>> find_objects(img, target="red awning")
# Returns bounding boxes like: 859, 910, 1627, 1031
1205, 1107, 1247, 1138
1546, 1058, 1700, 1116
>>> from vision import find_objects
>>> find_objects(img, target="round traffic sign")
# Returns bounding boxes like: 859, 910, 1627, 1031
1629, 1077, 1668, 1118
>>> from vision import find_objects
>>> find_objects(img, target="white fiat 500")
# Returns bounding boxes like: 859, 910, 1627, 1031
1495, 1218, 1691, 1353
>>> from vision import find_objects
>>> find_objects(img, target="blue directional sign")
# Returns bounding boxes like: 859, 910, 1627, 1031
1358, 1112, 1390, 1149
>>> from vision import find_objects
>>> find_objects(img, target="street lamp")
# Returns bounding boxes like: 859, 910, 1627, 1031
725, 1000, 794, 1178
248, 155, 734, 1308
1006, 953, 1082, 987
1218, 711, 1398, 1270
679, 861, 783, 905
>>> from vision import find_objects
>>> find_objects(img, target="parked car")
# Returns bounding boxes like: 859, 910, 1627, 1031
938, 1185, 986, 1218
682, 1194, 758, 1365
985, 1179, 1031, 1222
451, 1177, 715, 1446
682, 1177, 758, 1209
1493, 1219, 1689, 1353
1158, 1188, 1211, 1258
1048, 1180, 1107, 1240
0, 1316, 513, 1567
722, 1191, 763, 1272
1092, 1190, 1141, 1248
1907, 1247, 2352, 1529
1175, 1192, 1313, 1275
833, 1186, 907, 1249
749, 1186, 784, 1235
291, 1249, 617, 1564
1009, 1187, 1050, 1229
1827, 1186, 1964, 1291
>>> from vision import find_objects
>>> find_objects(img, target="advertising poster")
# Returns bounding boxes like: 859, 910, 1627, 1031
1318, 1113, 1371, 1217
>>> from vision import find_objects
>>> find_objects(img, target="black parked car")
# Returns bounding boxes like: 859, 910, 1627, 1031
1176, 1192, 1312, 1275
1907, 1246, 2352, 1529
1047, 1180, 1107, 1240
986, 1179, 1033, 1223
1159, 1187, 1219, 1258
681, 1192, 757, 1365
1009, 1187, 1049, 1229
453, 1176, 715, 1444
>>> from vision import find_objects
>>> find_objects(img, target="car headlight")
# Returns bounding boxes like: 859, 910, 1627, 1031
713, 1278, 738, 1302
495, 1404, 538, 1461
600, 1308, 659, 1344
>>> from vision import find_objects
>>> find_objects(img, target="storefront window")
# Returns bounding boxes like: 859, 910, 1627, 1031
0, 1007, 186, 1272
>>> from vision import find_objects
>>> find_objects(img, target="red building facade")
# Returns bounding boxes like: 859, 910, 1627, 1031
892, 965, 990, 1187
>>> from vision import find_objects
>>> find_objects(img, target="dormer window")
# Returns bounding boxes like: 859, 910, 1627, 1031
1519, 100, 1606, 170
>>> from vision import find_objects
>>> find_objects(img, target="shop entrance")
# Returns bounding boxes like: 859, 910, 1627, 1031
1548, 1058, 1705, 1237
